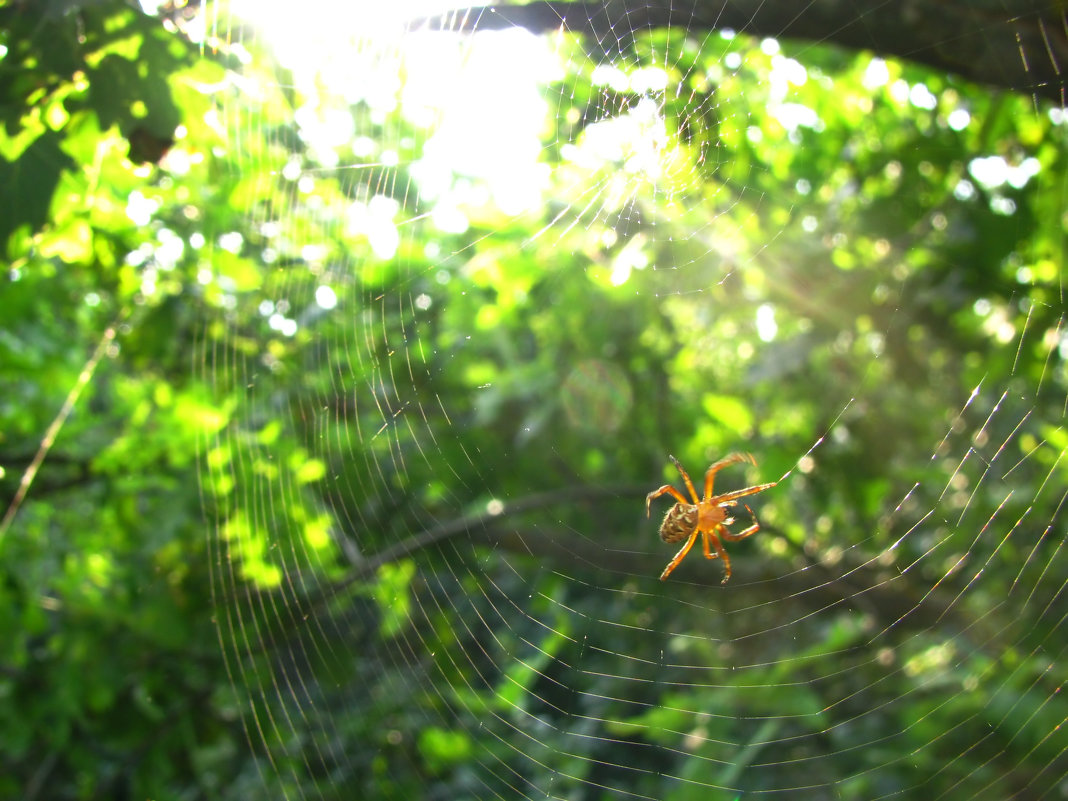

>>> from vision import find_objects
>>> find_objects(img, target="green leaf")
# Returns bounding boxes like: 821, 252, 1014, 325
0, 131, 76, 246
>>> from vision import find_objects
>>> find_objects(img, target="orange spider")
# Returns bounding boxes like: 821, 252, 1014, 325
646, 453, 776, 582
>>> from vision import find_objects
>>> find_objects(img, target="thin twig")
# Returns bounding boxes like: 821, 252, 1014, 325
1, 314, 122, 539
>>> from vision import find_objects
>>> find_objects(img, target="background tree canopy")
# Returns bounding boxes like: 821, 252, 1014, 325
1, 1, 1065, 799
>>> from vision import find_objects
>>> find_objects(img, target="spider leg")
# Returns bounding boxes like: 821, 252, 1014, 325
710, 525, 733, 582
703, 452, 756, 500
669, 455, 701, 504
701, 530, 710, 559
645, 485, 690, 517
713, 481, 777, 505
660, 530, 700, 580
700, 529, 724, 560
719, 505, 762, 542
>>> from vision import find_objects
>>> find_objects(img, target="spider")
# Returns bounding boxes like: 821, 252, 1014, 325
646, 453, 776, 582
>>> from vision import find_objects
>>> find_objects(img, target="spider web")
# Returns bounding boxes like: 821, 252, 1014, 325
194, 1, 1067, 798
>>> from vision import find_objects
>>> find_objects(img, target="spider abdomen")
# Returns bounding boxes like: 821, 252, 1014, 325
659, 504, 698, 543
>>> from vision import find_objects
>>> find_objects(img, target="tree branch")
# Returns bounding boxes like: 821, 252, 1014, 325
415, 0, 1068, 105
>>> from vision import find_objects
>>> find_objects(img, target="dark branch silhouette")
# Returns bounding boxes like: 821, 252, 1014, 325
414, 0, 1068, 105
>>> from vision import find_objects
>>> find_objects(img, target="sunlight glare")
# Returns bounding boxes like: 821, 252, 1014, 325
756, 303, 778, 341
862, 58, 889, 90
315, 285, 338, 310
406, 27, 554, 217
228, 0, 556, 222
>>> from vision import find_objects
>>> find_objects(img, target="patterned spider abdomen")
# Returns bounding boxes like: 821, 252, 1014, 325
658, 504, 698, 543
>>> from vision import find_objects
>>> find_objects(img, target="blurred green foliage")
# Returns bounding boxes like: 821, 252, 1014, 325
1, 1, 1065, 799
